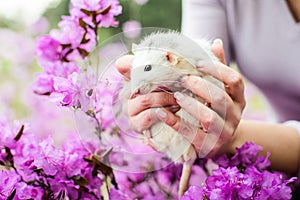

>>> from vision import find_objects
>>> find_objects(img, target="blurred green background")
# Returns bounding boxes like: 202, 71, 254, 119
0, 0, 182, 39
56, 0, 181, 41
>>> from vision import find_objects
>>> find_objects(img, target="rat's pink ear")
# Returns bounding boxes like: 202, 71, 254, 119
132, 43, 138, 54
166, 52, 178, 65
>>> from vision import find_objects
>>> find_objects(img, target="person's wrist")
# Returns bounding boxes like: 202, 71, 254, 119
226, 119, 244, 154
208, 120, 243, 159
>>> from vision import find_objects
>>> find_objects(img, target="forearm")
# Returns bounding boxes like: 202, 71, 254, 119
228, 120, 300, 174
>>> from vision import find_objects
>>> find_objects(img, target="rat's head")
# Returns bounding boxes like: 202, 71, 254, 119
130, 47, 198, 96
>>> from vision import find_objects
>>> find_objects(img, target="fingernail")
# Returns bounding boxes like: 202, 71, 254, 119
155, 108, 167, 119
174, 92, 184, 100
170, 105, 180, 109
213, 38, 223, 46
169, 105, 180, 112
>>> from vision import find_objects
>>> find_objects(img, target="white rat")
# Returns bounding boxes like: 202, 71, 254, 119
120, 31, 222, 197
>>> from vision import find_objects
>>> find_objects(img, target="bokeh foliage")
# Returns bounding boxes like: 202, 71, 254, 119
44, 0, 182, 41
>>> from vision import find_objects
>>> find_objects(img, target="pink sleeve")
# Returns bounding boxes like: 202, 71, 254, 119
181, 0, 231, 64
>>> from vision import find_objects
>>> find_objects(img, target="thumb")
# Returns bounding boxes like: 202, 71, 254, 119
115, 55, 134, 81
211, 39, 226, 65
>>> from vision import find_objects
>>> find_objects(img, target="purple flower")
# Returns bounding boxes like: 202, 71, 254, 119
184, 142, 296, 200
206, 166, 244, 199
75, 70, 98, 112
51, 73, 79, 107
50, 17, 94, 61
181, 186, 206, 200
0, 170, 19, 198
0, 119, 26, 149
71, 0, 103, 11
97, 0, 122, 27
68, 3, 122, 45
33, 73, 54, 95
109, 188, 130, 200
31, 136, 64, 176
15, 182, 44, 200
231, 142, 263, 166
98, 13, 119, 28
34, 0, 122, 113
96, 85, 115, 129
214, 154, 230, 168
56, 16, 85, 47
253, 152, 271, 170
70, 0, 122, 28
71, 0, 122, 14
255, 171, 296, 200
0, 126, 16, 149
61, 135, 90, 177
36, 35, 61, 63
49, 179, 80, 199
44, 61, 80, 78
0, 116, 106, 199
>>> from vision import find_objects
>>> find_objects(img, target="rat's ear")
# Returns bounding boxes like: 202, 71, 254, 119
166, 52, 179, 65
132, 43, 138, 54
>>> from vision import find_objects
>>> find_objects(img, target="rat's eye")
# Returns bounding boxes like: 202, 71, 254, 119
144, 65, 152, 72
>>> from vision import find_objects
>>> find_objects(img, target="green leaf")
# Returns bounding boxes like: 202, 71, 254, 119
80, 8, 94, 16
97, 5, 111, 15
77, 47, 89, 58
87, 89, 93, 97
85, 109, 94, 116
61, 43, 72, 49
6, 188, 16, 200
73, 175, 89, 187
34, 91, 51, 96
91, 155, 113, 176
79, 18, 87, 30
81, 37, 91, 44
14, 124, 24, 141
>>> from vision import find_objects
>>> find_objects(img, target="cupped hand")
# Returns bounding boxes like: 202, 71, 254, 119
153, 39, 246, 157
115, 39, 246, 158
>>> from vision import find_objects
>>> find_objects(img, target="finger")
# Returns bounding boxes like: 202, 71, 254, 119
172, 92, 230, 157
181, 75, 232, 117
197, 61, 245, 106
129, 108, 160, 132
173, 92, 224, 132
155, 108, 207, 153
115, 55, 134, 80
210, 39, 226, 65
129, 105, 180, 132
128, 92, 178, 116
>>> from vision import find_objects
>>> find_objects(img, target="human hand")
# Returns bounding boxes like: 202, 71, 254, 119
115, 39, 246, 158
153, 39, 246, 157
